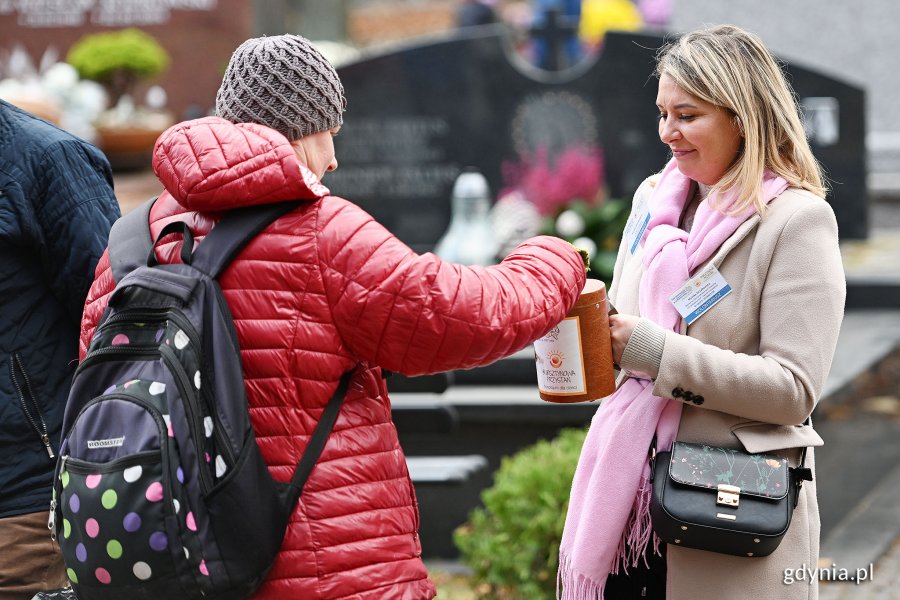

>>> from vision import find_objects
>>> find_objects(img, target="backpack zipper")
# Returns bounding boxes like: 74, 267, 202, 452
156, 309, 238, 471
48, 499, 56, 539
205, 296, 243, 469
76, 345, 161, 376
48, 454, 66, 540
64, 451, 160, 474
10, 353, 54, 459
160, 344, 215, 494
98, 309, 168, 328
87, 310, 168, 354
165, 311, 237, 470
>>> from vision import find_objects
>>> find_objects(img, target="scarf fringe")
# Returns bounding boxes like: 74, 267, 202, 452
611, 477, 655, 575
557, 554, 606, 600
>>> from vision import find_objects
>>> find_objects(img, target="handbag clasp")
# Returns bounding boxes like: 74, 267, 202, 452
717, 484, 741, 507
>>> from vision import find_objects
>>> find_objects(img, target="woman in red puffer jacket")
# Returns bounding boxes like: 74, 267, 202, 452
80, 35, 587, 600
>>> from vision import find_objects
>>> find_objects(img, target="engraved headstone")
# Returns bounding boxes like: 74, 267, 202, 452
330, 28, 867, 248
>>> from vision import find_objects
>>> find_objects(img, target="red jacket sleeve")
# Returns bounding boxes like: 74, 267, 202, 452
316, 197, 587, 375
79, 249, 115, 359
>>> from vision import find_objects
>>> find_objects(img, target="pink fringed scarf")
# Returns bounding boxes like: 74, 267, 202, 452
557, 159, 788, 599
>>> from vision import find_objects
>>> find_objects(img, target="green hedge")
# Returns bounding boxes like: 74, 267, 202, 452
453, 427, 588, 600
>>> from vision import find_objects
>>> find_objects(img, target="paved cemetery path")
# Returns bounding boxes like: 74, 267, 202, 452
816, 199, 900, 600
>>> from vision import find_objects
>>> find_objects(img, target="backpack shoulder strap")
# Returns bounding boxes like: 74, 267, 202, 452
108, 198, 299, 282
190, 200, 300, 278
127, 198, 337, 511
283, 371, 351, 514
108, 197, 157, 283
193, 199, 349, 514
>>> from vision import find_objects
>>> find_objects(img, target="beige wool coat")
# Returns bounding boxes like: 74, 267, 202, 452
608, 177, 846, 600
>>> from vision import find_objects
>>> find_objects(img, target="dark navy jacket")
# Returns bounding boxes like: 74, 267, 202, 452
0, 100, 120, 517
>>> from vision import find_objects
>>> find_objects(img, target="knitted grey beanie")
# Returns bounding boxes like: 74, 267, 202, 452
215, 34, 346, 140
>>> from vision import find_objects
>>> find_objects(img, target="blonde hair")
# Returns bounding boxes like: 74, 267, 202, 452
656, 24, 827, 214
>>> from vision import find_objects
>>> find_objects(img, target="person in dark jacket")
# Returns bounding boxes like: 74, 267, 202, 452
0, 99, 120, 599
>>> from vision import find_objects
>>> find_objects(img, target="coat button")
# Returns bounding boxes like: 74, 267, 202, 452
682, 391, 694, 402
672, 387, 684, 398
692, 395, 705, 405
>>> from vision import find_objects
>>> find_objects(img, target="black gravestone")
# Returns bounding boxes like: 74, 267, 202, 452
329, 27, 867, 248
789, 67, 868, 239
334, 30, 869, 559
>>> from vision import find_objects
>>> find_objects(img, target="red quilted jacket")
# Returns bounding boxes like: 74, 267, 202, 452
80, 117, 586, 599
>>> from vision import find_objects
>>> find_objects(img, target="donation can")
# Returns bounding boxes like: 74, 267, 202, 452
534, 279, 616, 403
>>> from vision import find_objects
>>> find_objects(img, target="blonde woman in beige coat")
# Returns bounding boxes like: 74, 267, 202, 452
558, 25, 845, 600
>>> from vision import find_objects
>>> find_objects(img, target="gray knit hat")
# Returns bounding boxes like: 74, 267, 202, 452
215, 34, 346, 140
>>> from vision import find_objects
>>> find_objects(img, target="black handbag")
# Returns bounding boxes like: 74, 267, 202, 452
649, 440, 812, 557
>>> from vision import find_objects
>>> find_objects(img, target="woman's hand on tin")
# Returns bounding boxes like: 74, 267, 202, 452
609, 313, 640, 365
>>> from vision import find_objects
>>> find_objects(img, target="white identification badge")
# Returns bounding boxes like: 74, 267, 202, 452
669, 264, 732, 325
623, 193, 651, 254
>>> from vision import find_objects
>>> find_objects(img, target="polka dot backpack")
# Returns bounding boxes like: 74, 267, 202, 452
51, 199, 351, 599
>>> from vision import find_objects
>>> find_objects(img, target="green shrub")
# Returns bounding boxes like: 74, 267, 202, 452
66, 28, 170, 105
453, 427, 588, 600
